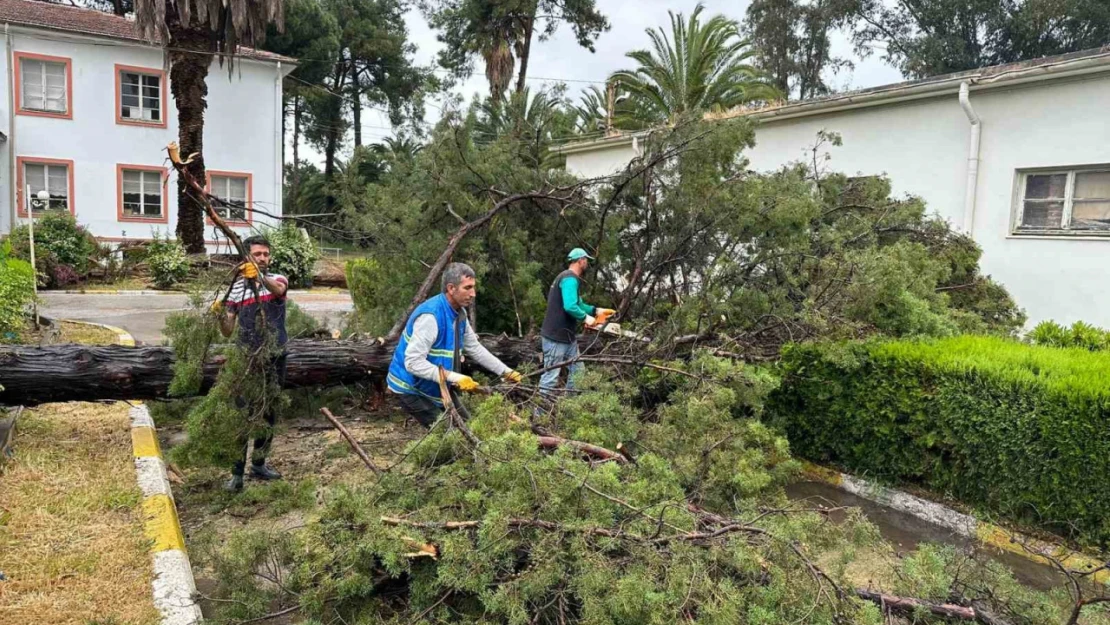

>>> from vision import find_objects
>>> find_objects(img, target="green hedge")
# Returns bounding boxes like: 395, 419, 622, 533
768, 336, 1110, 548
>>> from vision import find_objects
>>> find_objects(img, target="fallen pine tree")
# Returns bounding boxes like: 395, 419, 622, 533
0, 335, 555, 406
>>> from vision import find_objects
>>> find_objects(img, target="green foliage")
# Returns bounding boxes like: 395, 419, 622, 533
285, 300, 320, 338
770, 336, 1110, 547
1028, 319, 1110, 351
197, 356, 893, 624
851, 0, 1110, 79
338, 116, 1021, 351
743, 0, 855, 100
146, 234, 190, 289
0, 241, 36, 337
264, 224, 320, 288
611, 5, 779, 127
10, 212, 99, 285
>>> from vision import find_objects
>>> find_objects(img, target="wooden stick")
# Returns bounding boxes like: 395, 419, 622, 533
319, 407, 381, 475
853, 589, 1011, 624
535, 434, 627, 464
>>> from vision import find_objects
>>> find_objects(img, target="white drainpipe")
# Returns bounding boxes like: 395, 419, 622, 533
958, 81, 981, 235
6, 23, 16, 234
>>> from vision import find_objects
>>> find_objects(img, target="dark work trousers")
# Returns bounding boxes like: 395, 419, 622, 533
397, 392, 444, 428
232, 353, 288, 476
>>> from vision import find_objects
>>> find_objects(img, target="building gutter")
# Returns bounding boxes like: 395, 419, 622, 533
958, 82, 981, 235
6, 23, 15, 234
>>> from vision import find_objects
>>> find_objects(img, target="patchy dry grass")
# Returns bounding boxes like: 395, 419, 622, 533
8, 319, 122, 346
0, 402, 159, 625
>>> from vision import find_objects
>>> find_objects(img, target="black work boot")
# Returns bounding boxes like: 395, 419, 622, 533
249, 463, 282, 480
224, 473, 244, 492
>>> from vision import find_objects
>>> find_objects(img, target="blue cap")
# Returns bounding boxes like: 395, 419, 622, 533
567, 248, 594, 262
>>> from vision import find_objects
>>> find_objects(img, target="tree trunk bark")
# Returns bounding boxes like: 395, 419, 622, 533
323, 57, 346, 211
112, 0, 125, 16
350, 62, 362, 147
0, 335, 579, 406
291, 94, 300, 205
514, 13, 534, 94
169, 31, 213, 254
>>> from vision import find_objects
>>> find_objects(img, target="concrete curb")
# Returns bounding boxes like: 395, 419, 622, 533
130, 404, 203, 624
55, 318, 137, 346
802, 463, 1109, 585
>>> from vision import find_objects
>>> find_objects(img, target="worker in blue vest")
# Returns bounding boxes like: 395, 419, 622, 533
387, 262, 523, 427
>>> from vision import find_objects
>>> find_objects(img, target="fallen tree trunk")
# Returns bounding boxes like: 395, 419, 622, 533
0, 335, 570, 406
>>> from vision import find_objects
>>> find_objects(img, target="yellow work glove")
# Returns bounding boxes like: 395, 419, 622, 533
209, 300, 225, 315
239, 262, 259, 280
455, 376, 481, 393
503, 370, 523, 384
595, 308, 616, 324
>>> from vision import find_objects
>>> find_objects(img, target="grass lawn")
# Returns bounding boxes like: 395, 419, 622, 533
0, 402, 159, 625
3, 319, 123, 346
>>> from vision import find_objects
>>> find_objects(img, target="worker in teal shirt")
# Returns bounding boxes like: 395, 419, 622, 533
539, 248, 615, 392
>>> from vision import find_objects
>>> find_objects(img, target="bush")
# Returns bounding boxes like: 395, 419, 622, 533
1028, 319, 1110, 351
266, 225, 319, 288
0, 241, 36, 337
344, 257, 404, 335
769, 337, 1110, 548
10, 212, 98, 275
147, 235, 190, 289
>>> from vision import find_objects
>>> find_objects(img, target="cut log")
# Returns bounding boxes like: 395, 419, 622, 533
0, 335, 569, 406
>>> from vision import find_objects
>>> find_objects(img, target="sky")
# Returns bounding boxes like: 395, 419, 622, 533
311, 0, 905, 163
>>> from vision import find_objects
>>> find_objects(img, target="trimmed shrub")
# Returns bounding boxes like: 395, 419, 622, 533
147, 235, 190, 289
0, 241, 36, 337
266, 225, 319, 288
768, 336, 1110, 548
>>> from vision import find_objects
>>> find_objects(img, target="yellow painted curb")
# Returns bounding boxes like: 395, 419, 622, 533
977, 523, 1109, 584
132, 426, 161, 458
142, 494, 188, 552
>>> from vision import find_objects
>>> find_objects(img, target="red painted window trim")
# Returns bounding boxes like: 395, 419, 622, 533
114, 64, 168, 128
205, 170, 254, 226
16, 156, 76, 217
14, 51, 73, 120
117, 163, 170, 224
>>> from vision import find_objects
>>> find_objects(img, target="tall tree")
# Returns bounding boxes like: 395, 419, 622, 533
744, 0, 856, 99
261, 0, 341, 208
135, 0, 284, 252
424, 0, 608, 103
611, 4, 780, 126
851, 0, 1110, 79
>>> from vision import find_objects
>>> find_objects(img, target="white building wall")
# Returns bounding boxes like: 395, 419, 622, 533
564, 75, 1110, 328
1, 27, 285, 248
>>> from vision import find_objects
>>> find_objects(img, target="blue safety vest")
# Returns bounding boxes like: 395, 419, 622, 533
387, 294, 465, 405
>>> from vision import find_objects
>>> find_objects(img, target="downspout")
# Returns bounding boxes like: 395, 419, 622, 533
958, 81, 981, 235
6, 24, 16, 234
274, 61, 282, 225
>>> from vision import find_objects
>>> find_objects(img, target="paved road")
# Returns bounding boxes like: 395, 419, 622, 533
38, 291, 354, 345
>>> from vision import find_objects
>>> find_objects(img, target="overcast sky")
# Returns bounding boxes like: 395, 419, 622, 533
316, 0, 905, 162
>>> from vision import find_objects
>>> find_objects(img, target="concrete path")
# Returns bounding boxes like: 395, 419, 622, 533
38, 290, 353, 345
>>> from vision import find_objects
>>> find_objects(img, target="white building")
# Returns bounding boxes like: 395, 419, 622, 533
0, 0, 294, 248
556, 48, 1110, 328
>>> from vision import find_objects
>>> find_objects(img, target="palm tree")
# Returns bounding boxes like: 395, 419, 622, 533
610, 4, 779, 127
136, 0, 284, 253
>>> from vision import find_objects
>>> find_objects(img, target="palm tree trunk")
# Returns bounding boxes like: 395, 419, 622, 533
350, 62, 362, 147
169, 35, 212, 254
112, 0, 125, 16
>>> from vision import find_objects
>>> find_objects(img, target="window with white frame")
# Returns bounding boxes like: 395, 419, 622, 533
210, 174, 249, 221
1015, 168, 1110, 234
20, 57, 67, 114
121, 169, 163, 218
120, 70, 161, 123
24, 162, 69, 212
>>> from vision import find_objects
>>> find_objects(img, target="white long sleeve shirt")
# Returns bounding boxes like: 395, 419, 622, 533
403, 313, 511, 384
